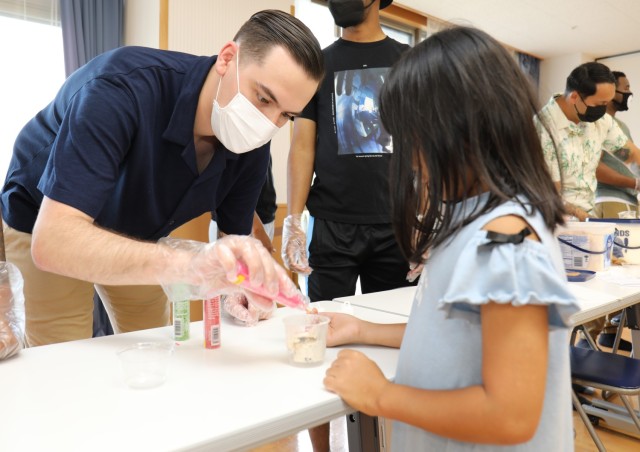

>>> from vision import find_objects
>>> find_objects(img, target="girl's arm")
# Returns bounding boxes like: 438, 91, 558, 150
323, 312, 406, 349
325, 302, 549, 445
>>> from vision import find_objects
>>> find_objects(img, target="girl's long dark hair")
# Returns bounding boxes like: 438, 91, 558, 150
380, 26, 565, 263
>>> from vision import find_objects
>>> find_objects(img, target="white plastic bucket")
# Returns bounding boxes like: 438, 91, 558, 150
556, 222, 615, 271
587, 218, 640, 264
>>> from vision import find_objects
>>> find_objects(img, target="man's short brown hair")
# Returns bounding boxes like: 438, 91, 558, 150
234, 9, 324, 82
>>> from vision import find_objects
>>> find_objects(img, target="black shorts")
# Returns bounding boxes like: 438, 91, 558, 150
307, 218, 416, 302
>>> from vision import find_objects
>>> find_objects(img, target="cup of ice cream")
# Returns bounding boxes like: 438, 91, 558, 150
283, 314, 330, 367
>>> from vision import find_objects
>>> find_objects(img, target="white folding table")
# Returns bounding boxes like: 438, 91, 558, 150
0, 300, 406, 452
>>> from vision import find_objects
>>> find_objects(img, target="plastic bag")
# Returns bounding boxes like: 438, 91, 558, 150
0, 261, 25, 359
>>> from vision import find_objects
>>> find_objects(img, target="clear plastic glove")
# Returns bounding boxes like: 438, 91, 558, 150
407, 251, 428, 283
406, 261, 424, 283
158, 235, 300, 312
282, 214, 312, 275
222, 293, 276, 326
0, 262, 25, 360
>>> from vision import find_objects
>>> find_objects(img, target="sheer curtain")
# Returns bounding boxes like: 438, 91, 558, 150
0, 0, 64, 192
60, 0, 123, 76
60, 0, 124, 336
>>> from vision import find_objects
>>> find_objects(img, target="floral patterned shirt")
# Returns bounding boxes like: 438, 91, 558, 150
534, 94, 628, 213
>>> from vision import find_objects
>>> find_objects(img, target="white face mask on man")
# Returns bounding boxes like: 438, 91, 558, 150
210, 48, 279, 154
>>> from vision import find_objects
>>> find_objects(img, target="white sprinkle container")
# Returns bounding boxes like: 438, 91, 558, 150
587, 218, 640, 264
556, 222, 615, 271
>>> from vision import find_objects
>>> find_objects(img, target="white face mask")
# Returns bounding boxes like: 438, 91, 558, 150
210, 48, 279, 154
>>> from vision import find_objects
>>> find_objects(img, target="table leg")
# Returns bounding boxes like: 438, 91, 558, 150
346, 412, 383, 452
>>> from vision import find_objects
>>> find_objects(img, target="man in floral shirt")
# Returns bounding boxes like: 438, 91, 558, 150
535, 62, 640, 222
535, 62, 640, 347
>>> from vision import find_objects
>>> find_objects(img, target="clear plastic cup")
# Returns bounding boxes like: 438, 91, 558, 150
618, 210, 637, 219
117, 342, 174, 389
283, 314, 330, 367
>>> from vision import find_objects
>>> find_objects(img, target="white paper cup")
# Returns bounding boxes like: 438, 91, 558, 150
117, 342, 173, 389
283, 314, 330, 367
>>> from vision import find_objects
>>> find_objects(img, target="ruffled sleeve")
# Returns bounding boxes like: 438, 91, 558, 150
437, 231, 579, 328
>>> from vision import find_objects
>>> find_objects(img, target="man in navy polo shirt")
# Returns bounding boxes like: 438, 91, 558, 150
0, 10, 323, 346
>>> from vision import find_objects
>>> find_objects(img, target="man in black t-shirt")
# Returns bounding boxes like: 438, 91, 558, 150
211, 155, 276, 249
254, 155, 277, 246
282, 0, 417, 449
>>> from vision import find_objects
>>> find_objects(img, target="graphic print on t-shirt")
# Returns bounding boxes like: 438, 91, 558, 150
334, 67, 392, 155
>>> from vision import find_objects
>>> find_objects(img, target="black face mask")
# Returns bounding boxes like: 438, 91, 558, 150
328, 0, 375, 28
575, 93, 607, 122
613, 90, 633, 112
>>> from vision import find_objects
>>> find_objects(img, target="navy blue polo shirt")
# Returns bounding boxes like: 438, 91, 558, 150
0, 46, 269, 239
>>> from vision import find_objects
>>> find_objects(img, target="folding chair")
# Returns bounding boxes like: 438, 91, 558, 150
571, 346, 640, 451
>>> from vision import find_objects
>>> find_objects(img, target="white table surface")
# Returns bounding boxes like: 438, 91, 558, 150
0, 300, 407, 452
567, 270, 640, 325
333, 273, 640, 327
334, 286, 415, 318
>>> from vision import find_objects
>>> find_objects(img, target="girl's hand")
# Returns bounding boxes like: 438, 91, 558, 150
321, 312, 362, 347
324, 349, 390, 415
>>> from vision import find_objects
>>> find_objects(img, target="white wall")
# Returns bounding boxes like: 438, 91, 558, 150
598, 52, 640, 143
124, 0, 160, 48
538, 53, 595, 106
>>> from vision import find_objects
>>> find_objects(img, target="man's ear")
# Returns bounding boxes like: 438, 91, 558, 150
215, 41, 239, 77
567, 90, 579, 105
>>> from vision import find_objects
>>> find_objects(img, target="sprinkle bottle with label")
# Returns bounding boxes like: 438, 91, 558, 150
203, 296, 221, 349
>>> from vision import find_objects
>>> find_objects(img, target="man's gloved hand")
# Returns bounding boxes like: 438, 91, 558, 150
158, 235, 299, 312
222, 293, 276, 326
0, 262, 25, 360
282, 214, 312, 275
406, 261, 424, 283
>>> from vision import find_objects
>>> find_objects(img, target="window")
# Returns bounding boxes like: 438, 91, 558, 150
381, 23, 413, 46
380, 2, 427, 46
297, 0, 427, 48
0, 1, 64, 181
295, 0, 338, 49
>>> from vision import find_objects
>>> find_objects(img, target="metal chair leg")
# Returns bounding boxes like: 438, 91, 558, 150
572, 390, 606, 452
612, 310, 627, 355
619, 395, 640, 433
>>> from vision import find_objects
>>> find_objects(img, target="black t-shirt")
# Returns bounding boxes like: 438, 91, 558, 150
300, 37, 409, 224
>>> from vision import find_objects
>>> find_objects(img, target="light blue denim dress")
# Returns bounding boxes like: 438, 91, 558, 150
392, 194, 579, 451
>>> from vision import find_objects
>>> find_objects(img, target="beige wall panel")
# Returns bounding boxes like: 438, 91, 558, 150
124, 0, 160, 48
168, 0, 293, 56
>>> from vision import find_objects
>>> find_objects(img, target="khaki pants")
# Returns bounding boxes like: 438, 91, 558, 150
3, 222, 170, 347
594, 200, 638, 220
